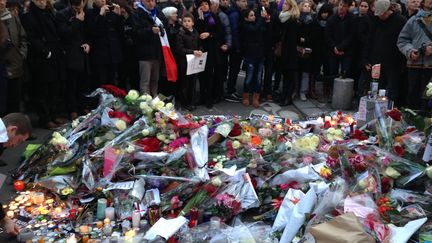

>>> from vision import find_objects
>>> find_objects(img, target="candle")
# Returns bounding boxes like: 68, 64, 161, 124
79, 225, 90, 235
6, 211, 14, 218
132, 211, 140, 228
14, 181, 25, 191
330, 120, 337, 127
268, 115, 274, 122
96, 199, 107, 220
96, 221, 103, 229
54, 207, 62, 214
105, 207, 115, 221
104, 218, 111, 225
33, 192, 45, 205
325, 116, 331, 122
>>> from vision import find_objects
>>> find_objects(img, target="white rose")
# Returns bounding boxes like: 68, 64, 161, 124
115, 120, 127, 131
126, 90, 139, 101
142, 129, 150, 136
140, 102, 149, 110
94, 137, 103, 146
214, 162, 223, 170
155, 101, 165, 110
169, 133, 176, 140
211, 177, 222, 186
156, 133, 166, 141
71, 119, 79, 128
232, 140, 241, 149
105, 131, 116, 140
126, 145, 135, 153
165, 103, 174, 110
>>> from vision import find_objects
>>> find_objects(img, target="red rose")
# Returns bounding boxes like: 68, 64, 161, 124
386, 109, 402, 121
381, 177, 392, 193
405, 127, 416, 134
228, 123, 242, 137
393, 145, 405, 157
203, 184, 218, 196
352, 129, 368, 141
101, 84, 127, 98
135, 137, 161, 152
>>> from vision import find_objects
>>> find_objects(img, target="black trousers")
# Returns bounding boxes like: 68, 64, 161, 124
262, 50, 274, 97
66, 69, 89, 113
215, 51, 229, 100
407, 67, 432, 110
92, 63, 118, 89
226, 51, 242, 94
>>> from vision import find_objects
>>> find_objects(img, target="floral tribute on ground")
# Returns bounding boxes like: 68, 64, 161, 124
6, 86, 432, 242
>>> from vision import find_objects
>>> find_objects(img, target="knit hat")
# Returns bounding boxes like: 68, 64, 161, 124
374, 0, 390, 16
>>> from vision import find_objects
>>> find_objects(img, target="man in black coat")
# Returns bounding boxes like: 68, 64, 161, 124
132, 0, 167, 96
56, 0, 91, 120
21, 0, 63, 129
325, 0, 354, 79
85, 0, 124, 88
363, 0, 406, 106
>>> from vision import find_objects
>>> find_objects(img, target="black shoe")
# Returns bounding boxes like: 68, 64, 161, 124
224, 93, 241, 102
0, 160, 7, 167
279, 99, 292, 106
183, 104, 195, 112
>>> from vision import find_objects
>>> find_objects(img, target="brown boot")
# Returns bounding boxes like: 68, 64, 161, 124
242, 93, 250, 106
252, 93, 260, 108
308, 74, 318, 99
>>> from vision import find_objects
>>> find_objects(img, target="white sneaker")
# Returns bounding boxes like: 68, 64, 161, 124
300, 93, 307, 101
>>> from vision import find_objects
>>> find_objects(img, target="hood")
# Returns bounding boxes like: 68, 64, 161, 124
0, 9, 12, 21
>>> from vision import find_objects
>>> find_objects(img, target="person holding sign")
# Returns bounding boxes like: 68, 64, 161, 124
175, 13, 203, 111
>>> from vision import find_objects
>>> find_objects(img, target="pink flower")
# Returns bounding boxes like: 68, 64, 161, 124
168, 137, 189, 150
326, 156, 339, 168
303, 156, 313, 165
382, 156, 391, 166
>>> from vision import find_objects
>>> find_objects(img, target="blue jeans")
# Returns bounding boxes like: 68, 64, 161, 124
243, 57, 264, 93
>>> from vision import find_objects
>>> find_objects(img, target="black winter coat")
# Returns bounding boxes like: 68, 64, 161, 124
240, 18, 266, 59
275, 16, 300, 70
21, 2, 63, 81
131, 8, 166, 61
363, 12, 406, 69
55, 7, 89, 72
325, 12, 354, 55
194, 11, 224, 65
175, 27, 202, 75
298, 14, 316, 72
85, 5, 124, 65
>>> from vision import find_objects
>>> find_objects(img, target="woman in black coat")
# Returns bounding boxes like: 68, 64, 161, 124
194, 0, 224, 109
297, 0, 316, 101
312, 3, 333, 100
85, 0, 124, 87
21, 0, 64, 128
275, 0, 300, 106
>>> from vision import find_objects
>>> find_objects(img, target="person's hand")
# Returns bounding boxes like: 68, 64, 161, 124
198, 7, 204, 20
112, 4, 121, 15
200, 32, 210, 39
3, 218, 19, 236
426, 45, 432, 56
76, 10, 85, 21
261, 9, 267, 18
81, 43, 90, 54
152, 26, 160, 34
193, 50, 203, 57
410, 49, 419, 61
365, 63, 371, 71
220, 44, 228, 52
100, 5, 109, 16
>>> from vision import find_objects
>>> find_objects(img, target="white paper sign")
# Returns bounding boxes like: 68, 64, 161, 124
358, 97, 367, 121
186, 52, 207, 75
423, 134, 432, 162
144, 217, 188, 240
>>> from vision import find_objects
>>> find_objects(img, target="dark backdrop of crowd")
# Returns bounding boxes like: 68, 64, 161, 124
0, 0, 430, 129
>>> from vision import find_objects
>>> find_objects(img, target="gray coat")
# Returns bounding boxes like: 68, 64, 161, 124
1, 10, 27, 78
397, 11, 432, 67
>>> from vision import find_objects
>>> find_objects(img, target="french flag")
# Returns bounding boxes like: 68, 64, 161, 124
160, 32, 178, 82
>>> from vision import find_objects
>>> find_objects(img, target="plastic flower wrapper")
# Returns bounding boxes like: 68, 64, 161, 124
270, 163, 322, 186
374, 102, 394, 152
278, 187, 318, 243
177, 217, 232, 242
390, 188, 432, 207
82, 156, 96, 191
399, 130, 426, 155
272, 188, 306, 232
343, 194, 378, 220
91, 116, 150, 157
388, 217, 427, 243
373, 146, 431, 187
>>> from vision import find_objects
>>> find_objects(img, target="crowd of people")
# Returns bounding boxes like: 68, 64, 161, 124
0, 0, 431, 129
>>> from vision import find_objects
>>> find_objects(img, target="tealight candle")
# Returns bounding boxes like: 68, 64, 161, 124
33, 192, 45, 205
6, 211, 14, 218
54, 207, 62, 214
9, 205, 17, 211
14, 181, 25, 191
96, 199, 107, 220
79, 225, 90, 235
96, 221, 103, 229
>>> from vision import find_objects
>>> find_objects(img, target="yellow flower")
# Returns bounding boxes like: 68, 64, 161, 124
165, 102, 174, 110
115, 120, 127, 131
142, 129, 150, 136
139, 102, 149, 110
156, 133, 166, 141
319, 167, 332, 179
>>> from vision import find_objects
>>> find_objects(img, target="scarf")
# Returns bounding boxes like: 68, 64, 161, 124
299, 12, 313, 24
137, 2, 178, 82
0, 9, 12, 21
417, 9, 432, 18
319, 19, 326, 27
279, 11, 295, 23
203, 11, 216, 25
